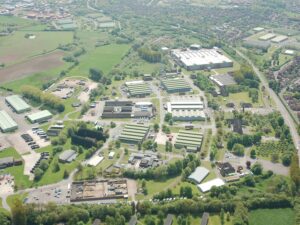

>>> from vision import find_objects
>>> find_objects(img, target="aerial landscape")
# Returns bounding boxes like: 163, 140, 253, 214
0, 0, 299, 224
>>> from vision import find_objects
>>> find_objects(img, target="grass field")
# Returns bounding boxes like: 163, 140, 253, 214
249, 208, 295, 225
6, 193, 28, 209
218, 91, 263, 107
0, 31, 73, 65
68, 44, 131, 76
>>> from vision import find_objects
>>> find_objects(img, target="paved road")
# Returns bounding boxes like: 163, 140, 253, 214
235, 49, 300, 162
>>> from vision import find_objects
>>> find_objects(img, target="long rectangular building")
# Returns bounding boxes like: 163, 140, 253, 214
26, 110, 53, 123
5, 95, 31, 113
175, 130, 203, 152
0, 110, 18, 132
161, 78, 191, 93
125, 81, 152, 97
171, 48, 233, 71
101, 101, 133, 118
119, 124, 150, 144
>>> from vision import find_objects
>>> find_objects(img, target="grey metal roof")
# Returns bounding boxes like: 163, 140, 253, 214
188, 167, 209, 184
0, 110, 18, 131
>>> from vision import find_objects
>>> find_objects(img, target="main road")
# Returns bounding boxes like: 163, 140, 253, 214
235, 48, 300, 162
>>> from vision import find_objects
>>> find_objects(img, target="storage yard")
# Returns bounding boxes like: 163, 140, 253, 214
70, 179, 128, 202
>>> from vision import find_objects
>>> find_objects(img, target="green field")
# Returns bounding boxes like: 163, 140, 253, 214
0, 31, 73, 65
68, 44, 131, 76
249, 208, 295, 225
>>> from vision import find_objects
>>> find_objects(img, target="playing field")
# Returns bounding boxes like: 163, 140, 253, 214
0, 31, 73, 65
68, 44, 131, 76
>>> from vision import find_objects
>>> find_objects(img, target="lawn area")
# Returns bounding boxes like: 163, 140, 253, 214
0, 198, 9, 215
140, 215, 202, 225
68, 44, 131, 77
0, 31, 73, 65
218, 91, 263, 107
0, 147, 21, 159
249, 208, 295, 225
208, 214, 233, 225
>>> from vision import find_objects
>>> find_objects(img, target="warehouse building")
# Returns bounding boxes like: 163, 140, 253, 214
26, 110, 53, 123
271, 35, 288, 43
0, 110, 18, 132
119, 124, 150, 144
175, 130, 203, 152
210, 74, 236, 87
161, 78, 191, 93
188, 167, 210, 184
125, 80, 152, 97
259, 33, 276, 41
171, 48, 233, 71
167, 96, 205, 121
59, 150, 78, 163
197, 178, 225, 192
101, 101, 133, 118
253, 27, 264, 32
5, 95, 31, 113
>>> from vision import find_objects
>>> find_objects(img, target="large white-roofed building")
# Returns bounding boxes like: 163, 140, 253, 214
197, 178, 225, 192
0, 110, 18, 132
171, 48, 233, 71
5, 95, 31, 113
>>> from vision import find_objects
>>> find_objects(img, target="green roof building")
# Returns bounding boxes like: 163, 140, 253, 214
5, 95, 31, 113
0, 110, 18, 132
126, 81, 152, 97
161, 78, 191, 93
26, 110, 53, 123
175, 130, 203, 152
119, 124, 150, 144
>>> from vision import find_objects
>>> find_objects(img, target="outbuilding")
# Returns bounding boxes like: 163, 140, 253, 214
188, 167, 209, 184
59, 150, 77, 163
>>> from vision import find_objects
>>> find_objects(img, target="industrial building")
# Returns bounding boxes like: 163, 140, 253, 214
0, 110, 18, 132
188, 167, 210, 184
175, 130, 203, 152
253, 27, 264, 32
70, 179, 128, 202
59, 150, 78, 163
271, 35, 288, 43
119, 124, 150, 144
101, 101, 133, 119
197, 178, 225, 192
5, 95, 31, 113
128, 151, 162, 168
259, 33, 276, 41
167, 96, 205, 121
125, 80, 152, 97
26, 110, 53, 123
210, 74, 236, 87
171, 48, 233, 71
161, 78, 191, 93
133, 102, 153, 119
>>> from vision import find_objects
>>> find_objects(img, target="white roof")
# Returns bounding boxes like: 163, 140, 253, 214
125, 80, 144, 86
188, 167, 209, 184
259, 33, 276, 40
87, 156, 104, 166
135, 102, 153, 106
109, 152, 115, 157
253, 27, 264, 31
172, 48, 232, 67
271, 35, 288, 43
172, 110, 206, 118
284, 50, 294, 55
197, 178, 225, 192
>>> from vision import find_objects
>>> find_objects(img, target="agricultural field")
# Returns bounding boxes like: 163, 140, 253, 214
0, 31, 73, 65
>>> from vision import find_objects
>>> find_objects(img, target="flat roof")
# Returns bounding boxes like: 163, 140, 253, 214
271, 35, 288, 43
210, 74, 236, 87
87, 156, 104, 166
0, 110, 18, 131
5, 95, 31, 112
27, 110, 52, 121
188, 167, 209, 184
172, 48, 232, 67
59, 150, 77, 162
259, 33, 276, 40
197, 178, 225, 192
